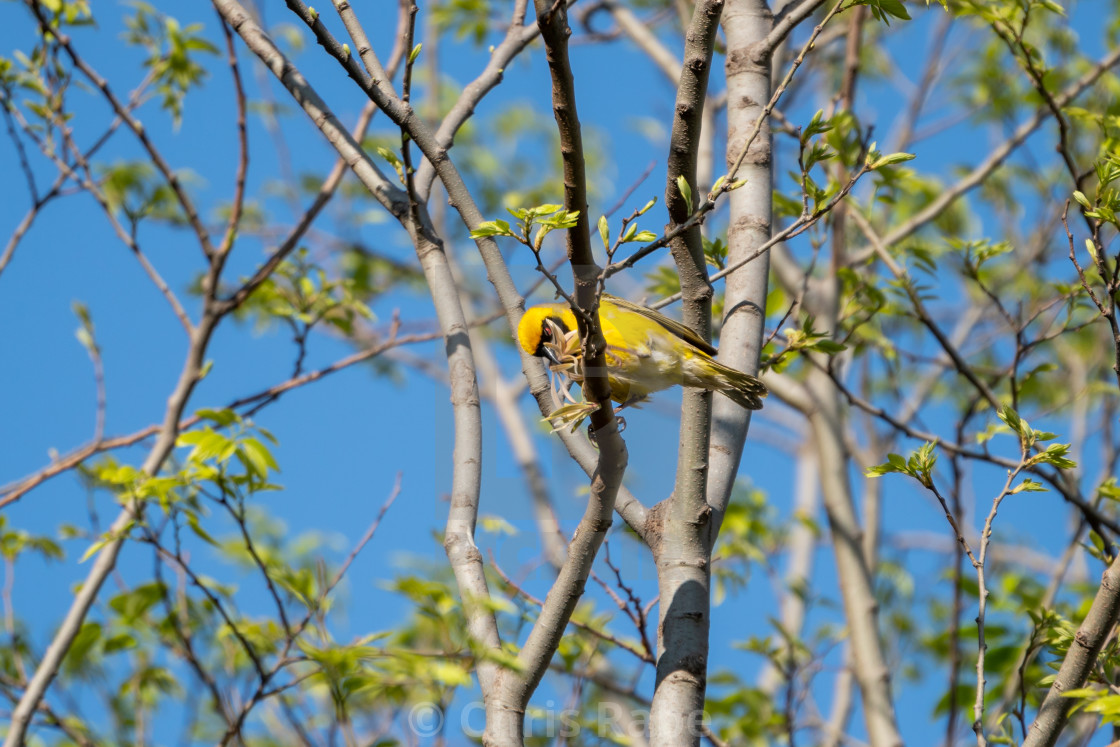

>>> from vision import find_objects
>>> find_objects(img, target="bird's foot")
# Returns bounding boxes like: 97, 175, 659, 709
586, 414, 626, 447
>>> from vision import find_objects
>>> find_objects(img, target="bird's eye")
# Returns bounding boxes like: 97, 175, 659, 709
541, 324, 552, 340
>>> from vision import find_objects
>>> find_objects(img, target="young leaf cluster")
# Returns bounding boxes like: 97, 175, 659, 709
469, 203, 580, 252
867, 441, 938, 489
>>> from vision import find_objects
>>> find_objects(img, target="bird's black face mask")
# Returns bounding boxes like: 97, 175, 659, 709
536, 317, 568, 366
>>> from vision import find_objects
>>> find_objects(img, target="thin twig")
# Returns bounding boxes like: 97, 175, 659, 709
0, 324, 434, 509
215, 13, 250, 258
489, 553, 654, 664
650, 162, 872, 309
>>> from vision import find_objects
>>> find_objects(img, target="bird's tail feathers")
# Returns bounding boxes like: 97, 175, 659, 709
705, 359, 767, 411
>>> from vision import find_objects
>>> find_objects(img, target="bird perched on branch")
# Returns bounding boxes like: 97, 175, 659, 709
517, 294, 767, 411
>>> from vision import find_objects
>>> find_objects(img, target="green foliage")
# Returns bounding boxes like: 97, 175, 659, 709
997, 406, 1077, 469
241, 249, 376, 337
431, 0, 493, 45
847, 0, 912, 25
703, 236, 727, 270
867, 441, 938, 488
865, 141, 917, 170
38, 0, 94, 25
451, 103, 606, 214
675, 174, 693, 212
471, 204, 581, 251
98, 160, 185, 223
761, 315, 848, 373
123, 3, 218, 125
712, 484, 783, 604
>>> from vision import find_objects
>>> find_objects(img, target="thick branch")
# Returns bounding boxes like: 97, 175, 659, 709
707, 0, 772, 527
471, 3, 632, 740
1023, 556, 1120, 747
649, 0, 725, 744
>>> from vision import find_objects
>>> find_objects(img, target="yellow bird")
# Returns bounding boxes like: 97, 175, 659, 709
517, 294, 767, 410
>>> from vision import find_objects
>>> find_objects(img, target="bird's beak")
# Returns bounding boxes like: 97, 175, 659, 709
541, 319, 565, 366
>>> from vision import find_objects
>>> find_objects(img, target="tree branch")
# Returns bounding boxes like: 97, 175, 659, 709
1023, 555, 1120, 747
648, 0, 725, 743
762, 0, 834, 55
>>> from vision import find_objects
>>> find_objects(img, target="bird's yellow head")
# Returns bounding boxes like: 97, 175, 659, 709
517, 305, 571, 361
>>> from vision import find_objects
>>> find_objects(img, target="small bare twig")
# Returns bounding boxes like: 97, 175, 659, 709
312, 475, 402, 620
0, 321, 431, 509
215, 14, 250, 258
489, 552, 654, 664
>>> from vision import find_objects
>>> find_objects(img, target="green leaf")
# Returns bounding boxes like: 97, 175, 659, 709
1033, 442, 1077, 470
801, 109, 832, 141
867, 0, 911, 21
79, 536, 111, 563
529, 204, 564, 217
866, 457, 904, 478
63, 622, 102, 674
480, 515, 518, 535
1061, 688, 1101, 699
103, 632, 138, 654
240, 437, 279, 478
178, 428, 232, 463
408, 43, 422, 65
375, 146, 400, 166
870, 151, 916, 169
109, 582, 165, 622
186, 511, 218, 546
431, 661, 473, 686
676, 175, 693, 212
866, 443, 936, 488
1099, 478, 1120, 502
195, 408, 239, 427
538, 210, 579, 229
598, 214, 609, 251
469, 220, 513, 239
811, 339, 847, 354
997, 405, 1024, 437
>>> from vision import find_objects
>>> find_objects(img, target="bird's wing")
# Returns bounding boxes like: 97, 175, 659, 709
603, 294, 718, 356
